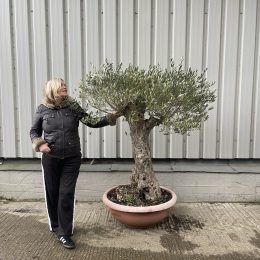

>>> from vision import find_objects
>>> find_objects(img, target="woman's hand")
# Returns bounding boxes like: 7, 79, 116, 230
110, 111, 123, 120
106, 111, 123, 125
39, 143, 51, 153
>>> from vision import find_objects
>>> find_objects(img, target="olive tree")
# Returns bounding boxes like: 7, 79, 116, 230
79, 61, 216, 204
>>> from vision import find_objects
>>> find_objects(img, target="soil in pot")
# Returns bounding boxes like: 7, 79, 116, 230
107, 184, 172, 207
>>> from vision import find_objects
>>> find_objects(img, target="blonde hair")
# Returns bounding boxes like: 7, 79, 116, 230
43, 78, 64, 105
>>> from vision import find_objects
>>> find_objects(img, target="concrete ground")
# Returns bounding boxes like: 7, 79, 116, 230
0, 200, 260, 260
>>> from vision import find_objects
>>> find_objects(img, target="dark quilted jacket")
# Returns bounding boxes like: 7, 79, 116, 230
30, 99, 110, 159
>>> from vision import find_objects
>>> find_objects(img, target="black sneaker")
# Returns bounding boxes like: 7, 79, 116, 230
58, 235, 75, 249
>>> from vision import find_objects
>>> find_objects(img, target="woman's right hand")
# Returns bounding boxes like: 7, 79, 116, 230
39, 143, 51, 153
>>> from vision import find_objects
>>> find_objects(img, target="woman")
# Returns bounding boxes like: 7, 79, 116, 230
30, 78, 120, 249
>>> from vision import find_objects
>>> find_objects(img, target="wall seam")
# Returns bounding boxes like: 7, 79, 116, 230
233, 0, 244, 158
216, 0, 226, 159
9, 0, 19, 157
250, 0, 260, 158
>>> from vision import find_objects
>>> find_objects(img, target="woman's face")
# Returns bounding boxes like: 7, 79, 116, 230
57, 81, 68, 97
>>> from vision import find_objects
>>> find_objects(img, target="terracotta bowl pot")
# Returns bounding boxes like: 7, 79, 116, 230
102, 186, 177, 228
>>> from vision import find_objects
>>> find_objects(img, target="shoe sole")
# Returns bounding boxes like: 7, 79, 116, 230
63, 244, 75, 249
58, 237, 75, 249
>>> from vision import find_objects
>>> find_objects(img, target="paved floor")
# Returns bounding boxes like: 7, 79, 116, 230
0, 200, 260, 260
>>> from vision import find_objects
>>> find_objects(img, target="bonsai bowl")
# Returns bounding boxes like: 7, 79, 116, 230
102, 186, 177, 228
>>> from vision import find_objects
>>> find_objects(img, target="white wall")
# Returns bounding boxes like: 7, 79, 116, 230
0, 0, 260, 159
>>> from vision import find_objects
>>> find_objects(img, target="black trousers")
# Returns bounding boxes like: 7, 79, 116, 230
41, 153, 81, 236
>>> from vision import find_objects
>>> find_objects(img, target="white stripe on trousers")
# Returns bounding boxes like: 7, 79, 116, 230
41, 154, 52, 231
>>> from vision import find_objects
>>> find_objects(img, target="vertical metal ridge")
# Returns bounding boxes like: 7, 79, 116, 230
118, 0, 122, 63
216, 0, 226, 158
9, 0, 18, 157
166, 0, 173, 158
150, 0, 155, 65
0, 0, 4, 155
116, 0, 120, 65
200, 0, 209, 158
185, 0, 190, 67
99, 0, 103, 65
27, 0, 35, 114
171, 0, 176, 60
250, 0, 260, 158
99, 0, 104, 157
63, 0, 69, 82
116, 0, 120, 157
0, 82, 2, 156
165, 0, 170, 158
168, 0, 173, 67
133, 0, 138, 66
202, 0, 208, 71
80, 0, 86, 157
183, 0, 191, 158
45, 0, 51, 79
0, 105, 2, 155
1, 1, 17, 156
233, 0, 244, 158
150, 0, 155, 156
80, 0, 85, 78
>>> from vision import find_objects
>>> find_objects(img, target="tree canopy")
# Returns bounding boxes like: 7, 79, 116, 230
79, 60, 216, 134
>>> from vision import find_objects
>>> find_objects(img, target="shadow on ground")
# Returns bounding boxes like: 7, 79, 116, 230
0, 201, 260, 260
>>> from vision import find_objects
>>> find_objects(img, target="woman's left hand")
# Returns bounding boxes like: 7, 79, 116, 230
111, 111, 122, 119
106, 111, 122, 125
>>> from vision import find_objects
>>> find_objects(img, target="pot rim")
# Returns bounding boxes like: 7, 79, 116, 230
102, 186, 177, 213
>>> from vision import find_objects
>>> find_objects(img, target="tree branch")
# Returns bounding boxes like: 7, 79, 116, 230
145, 117, 162, 130
164, 104, 181, 119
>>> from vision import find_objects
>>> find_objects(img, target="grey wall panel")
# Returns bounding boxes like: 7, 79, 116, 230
236, 0, 257, 158
0, 0, 16, 157
119, 0, 134, 158
219, 0, 240, 158
0, 0, 260, 159
67, 0, 84, 157
84, 0, 101, 158
32, 0, 48, 105
49, 1, 65, 78
186, 0, 204, 158
103, 0, 117, 158
203, 0, 221, 159
152, 0, 169, 158
169, 0, 186, 158
13, 0, 34, 157
253, 0, 260, 158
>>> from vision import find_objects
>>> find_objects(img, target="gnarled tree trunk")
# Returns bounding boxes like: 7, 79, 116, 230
128, 120, 162, 202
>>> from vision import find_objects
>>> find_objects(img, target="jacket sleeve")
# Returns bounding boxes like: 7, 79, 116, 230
67, 98, 117, 128
80, 113, 118, 128
29, 106, 46, 152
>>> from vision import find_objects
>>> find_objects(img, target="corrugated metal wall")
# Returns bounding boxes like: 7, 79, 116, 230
0, 0, 260, 159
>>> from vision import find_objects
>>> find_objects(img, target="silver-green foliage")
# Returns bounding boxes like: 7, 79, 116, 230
79, 60, 216, 135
